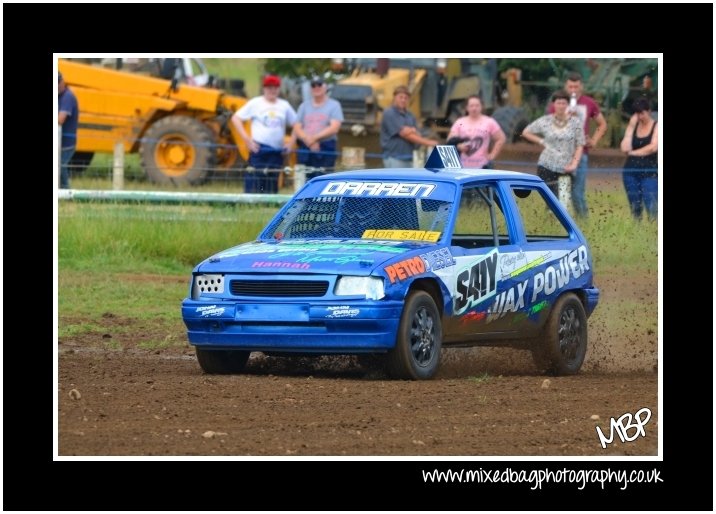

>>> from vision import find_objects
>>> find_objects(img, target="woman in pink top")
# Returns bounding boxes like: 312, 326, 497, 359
447, 95, 506, 169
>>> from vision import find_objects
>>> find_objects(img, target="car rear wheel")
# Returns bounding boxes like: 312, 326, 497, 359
532, 293, 587, 375
386, 290, 442, 380
196, 348, 250, 374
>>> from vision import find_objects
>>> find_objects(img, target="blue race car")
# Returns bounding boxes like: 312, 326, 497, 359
182, 146, 599, 379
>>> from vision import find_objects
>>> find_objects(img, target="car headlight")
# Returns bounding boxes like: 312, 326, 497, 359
334, 276, 385, 300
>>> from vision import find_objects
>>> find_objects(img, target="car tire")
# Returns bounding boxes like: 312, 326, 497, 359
385, 290, 442, 380
196, 348, 250, 374
532, 292, 587, 375
492, 106, 529, 143
140, 115, 216, 185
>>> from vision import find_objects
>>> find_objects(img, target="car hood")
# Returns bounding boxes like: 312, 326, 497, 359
196, 239, 429, 275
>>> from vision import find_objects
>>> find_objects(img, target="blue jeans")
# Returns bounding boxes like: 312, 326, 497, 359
571, 154, 588, 217
60, 146, 75, 189
246, 143, 284, 194
623, 171, 658, 221
297, 140, 337, 168
383, 156, 412, 168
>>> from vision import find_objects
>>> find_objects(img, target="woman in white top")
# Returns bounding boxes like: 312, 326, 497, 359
522, 90, 585, 208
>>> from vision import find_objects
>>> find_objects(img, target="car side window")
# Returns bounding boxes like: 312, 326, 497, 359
452, 185, 509, 249
510, 187, 570, 241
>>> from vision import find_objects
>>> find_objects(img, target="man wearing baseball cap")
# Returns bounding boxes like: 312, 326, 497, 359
293, 76, 344, 177
232, 74, 298, 193
58, 71, 79, 189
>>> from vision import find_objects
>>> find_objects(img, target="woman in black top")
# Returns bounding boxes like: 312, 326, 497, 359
620, 98, 658, 221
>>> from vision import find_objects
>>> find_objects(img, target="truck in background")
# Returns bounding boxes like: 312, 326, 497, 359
59, 58, 250, 185
329, 58, 530, 143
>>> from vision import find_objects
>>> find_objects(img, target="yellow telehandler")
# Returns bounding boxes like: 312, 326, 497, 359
59, 58, 250, 184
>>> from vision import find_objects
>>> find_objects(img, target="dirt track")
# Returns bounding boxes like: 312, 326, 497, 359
58, 156, 658, 457
58, 349, 657, 456
58, 264, 658, 457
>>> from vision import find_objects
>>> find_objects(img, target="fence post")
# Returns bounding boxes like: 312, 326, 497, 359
293, 165, 306, 192
113, 142, 124, 190
413, 146, 429, 168
341, 147, 365, 170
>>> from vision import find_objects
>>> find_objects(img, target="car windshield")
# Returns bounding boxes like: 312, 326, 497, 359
262, 196, 453, 242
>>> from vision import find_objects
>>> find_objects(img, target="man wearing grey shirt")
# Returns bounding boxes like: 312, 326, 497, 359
294, 77, 344, 177
380, 86, 440, 168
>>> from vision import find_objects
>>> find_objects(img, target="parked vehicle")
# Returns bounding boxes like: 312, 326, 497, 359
59, 58, 248, 184
181, 146, 599, 379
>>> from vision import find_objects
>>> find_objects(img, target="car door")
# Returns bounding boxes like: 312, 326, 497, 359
502, 181, 590, 338
443, 182, 524, 343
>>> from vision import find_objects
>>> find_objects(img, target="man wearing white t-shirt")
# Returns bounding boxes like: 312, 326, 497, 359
232, 75, 298, 193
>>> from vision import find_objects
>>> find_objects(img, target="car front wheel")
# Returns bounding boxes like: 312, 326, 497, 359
386, 290, 442, 380
196, 348, 250, 374
532, 292, 587, 375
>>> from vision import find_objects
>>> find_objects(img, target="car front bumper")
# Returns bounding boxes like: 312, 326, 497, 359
181, 299, 403, 353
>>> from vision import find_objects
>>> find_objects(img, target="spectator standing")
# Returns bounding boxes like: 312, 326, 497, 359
620, 98, 658, 221
232, 75, 298, 193
58, 72, 79, 189
548, 72, 607, 217
293, 77, 344, 178
522, 90, 585, 209
380, 86, 440, 168
447, 95, 506, 169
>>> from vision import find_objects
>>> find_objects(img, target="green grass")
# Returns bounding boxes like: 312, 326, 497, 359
58, 269, 189, 319
578, 190, 658, 274
58, 201, 277, 347
59, 202, 277, 273
591, 297, 657, 337
59, 322, 107, 338
468, 372, 491, 385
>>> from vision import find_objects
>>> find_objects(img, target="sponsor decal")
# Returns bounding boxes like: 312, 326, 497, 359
217, 241, 406, 259
296, 254, 370, 265
454, 250, 498, 315
460, 310, 486, 325
420, 247, 456, 272
325, 305, 360, 318
486, 279, 529, 322
196, 305, 225, 317
320, 181, 436, 198
500, 251, 551, 279
252, 261, 311, 270
362, 229, 441, 242
531, 246, 590, 303
511, 300, 549, 324
384, 256, 427, 284
486, 245, 590, 323
435, 145, 462, 168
